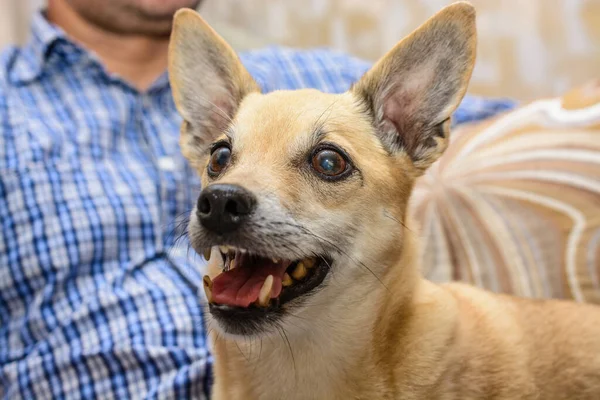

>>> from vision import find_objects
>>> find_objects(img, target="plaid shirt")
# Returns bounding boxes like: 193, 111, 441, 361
0, 12, 516, 400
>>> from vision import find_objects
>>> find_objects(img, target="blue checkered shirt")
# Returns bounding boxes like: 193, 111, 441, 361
0, 12, 516, 400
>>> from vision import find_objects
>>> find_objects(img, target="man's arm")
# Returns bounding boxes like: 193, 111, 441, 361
239, 46, 370, 93
239, 46, 517, 124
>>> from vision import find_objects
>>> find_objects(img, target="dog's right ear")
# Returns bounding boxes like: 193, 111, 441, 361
168, 9, 259, 161
352, 2, 476, 174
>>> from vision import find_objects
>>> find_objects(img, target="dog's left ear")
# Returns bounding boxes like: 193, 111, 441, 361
352, 2, 476, 173
168, 9, 259, 161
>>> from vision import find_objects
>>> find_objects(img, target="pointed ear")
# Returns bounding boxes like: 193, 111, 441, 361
168, 9, 259, 161
352, 2, 476, 173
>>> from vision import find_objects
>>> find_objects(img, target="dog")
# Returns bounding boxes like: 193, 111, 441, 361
168, 3, 600, 399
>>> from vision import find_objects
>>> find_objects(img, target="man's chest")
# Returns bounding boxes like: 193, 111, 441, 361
0, 80, 199, 269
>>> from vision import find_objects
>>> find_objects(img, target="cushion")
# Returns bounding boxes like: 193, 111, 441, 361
411, 80, 600, 303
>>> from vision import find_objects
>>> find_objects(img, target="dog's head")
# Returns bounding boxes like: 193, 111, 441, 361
169, 2, 476, 337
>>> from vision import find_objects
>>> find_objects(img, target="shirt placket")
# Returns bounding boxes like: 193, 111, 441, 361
137, 92, 196, 258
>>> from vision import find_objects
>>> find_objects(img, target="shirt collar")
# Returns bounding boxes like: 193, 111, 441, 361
9, 12, 71, 84
10, 11, 171, 92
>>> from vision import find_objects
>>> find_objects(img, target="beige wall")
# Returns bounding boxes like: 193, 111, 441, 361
200, 0, 600, 101
3, 1, 598, 101
0, 0, 38, 50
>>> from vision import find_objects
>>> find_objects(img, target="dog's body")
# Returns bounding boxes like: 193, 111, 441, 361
211, 236, 600, 400
168, 3, 600, 399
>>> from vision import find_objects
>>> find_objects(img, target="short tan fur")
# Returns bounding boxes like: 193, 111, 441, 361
169, 3, 600, 399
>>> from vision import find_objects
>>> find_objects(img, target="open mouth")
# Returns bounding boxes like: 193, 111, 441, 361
202, 246, 331, 334
203, 246, 331, 308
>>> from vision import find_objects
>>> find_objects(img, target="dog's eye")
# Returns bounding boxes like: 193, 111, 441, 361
208, 145, 231, 176
311, 149, 347, 177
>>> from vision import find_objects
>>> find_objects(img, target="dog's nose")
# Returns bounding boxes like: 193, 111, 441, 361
197, 184, 256, 234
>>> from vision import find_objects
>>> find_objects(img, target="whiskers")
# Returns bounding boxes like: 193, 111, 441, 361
267, 220, 390, 291
164, 209, 208, 286
275, 324, 297, 378
165, 210, 193, 247
383, 210, 413, 233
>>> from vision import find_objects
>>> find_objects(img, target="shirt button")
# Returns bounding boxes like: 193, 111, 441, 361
142, 96, 153, 108
158, 156, 176, 171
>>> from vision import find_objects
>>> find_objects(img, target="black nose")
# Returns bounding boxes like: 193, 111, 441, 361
197, 184, 256, 234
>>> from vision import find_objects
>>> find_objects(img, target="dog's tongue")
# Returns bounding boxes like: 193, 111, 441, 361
212, 256, 288, 307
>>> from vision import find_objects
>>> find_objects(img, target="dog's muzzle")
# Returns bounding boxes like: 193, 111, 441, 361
197, 183, 256, 235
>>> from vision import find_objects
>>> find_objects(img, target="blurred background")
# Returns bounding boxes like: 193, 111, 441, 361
2, 0, 599, 101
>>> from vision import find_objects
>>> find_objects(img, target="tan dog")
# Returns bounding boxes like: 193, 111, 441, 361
168, 3, 600, 399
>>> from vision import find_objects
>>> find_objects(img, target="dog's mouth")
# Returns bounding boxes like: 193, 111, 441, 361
203, 246, 330, 308
202, 246, 331, 335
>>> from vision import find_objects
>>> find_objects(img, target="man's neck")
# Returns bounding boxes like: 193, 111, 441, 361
47, 2, 169, 91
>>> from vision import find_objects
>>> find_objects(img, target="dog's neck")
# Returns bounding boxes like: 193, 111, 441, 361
210, 227, 427, 400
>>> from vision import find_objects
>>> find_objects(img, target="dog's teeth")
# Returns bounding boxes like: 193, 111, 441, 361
203, 275, 213, 303
282, 273, 293, 287
224, 252, 231, 270
223, 248, 238, 271
304, 258, 316, 268
258, 275, 274, 307
271, 257, 280, 263
219, 246, 229, 254
239, 248, 247, 254
203, 248, 211, 260
291, 261, 307, 280
209, 246, 224, 269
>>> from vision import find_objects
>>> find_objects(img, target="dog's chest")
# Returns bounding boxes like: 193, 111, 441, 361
215, 378, 350, 400
213, 342, 364, 400
215, 361, 344, 400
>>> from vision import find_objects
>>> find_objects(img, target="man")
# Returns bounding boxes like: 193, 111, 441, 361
0, 0, 515, 398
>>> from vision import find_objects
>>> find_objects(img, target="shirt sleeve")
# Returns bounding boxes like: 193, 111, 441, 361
238, 46, 517, 124
239, 46, 370, 93
0, 80, 9, 171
